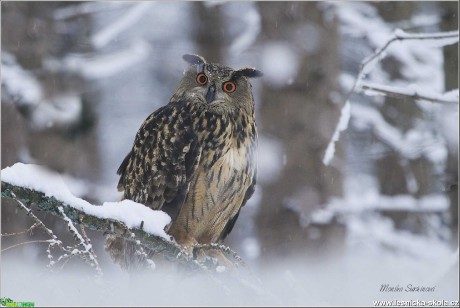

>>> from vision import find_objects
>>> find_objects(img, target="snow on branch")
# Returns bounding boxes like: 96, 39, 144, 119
310, 193, 450, 226
91, 2, 153, 49
2, 163, 172, 240
228, 5, 261, 55
1, 180, 181, 261
393, 29, 459, 43
307, 193, 452, 261
60, 41, 150, 79
360, 29, 458, 78
53, 2, 129, 20
348, 29, 459, 98
1, 163, 244, 274
1, 52, 43, 106
322, 101, 350, 166
360, 82, 459, 105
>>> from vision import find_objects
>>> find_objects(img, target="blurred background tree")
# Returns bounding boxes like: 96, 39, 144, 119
253, 2, 345, 263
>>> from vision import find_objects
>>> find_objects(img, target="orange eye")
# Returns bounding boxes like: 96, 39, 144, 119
196, 73, 208, 85
222, 81, 236, 93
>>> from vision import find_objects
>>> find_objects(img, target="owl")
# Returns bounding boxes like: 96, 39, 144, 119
106, 54, 262, 268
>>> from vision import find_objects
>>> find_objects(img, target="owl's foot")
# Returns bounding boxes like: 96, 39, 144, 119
193, 247, 238, 272
173, 235, 239, 272
174, 235, 199, 260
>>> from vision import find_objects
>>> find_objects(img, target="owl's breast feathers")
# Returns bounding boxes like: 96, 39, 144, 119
117, 99, 257, 243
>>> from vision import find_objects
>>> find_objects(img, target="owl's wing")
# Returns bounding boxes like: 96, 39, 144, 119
117, 101, 201, 220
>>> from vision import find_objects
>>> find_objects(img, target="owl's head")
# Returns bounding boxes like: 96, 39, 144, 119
172, 54, 262, 114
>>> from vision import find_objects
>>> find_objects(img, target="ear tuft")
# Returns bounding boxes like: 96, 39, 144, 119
235, 67, 263, 78
182, 54, 206, 66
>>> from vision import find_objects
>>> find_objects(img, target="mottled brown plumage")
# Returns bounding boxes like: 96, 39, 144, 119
107, 54, 262, 267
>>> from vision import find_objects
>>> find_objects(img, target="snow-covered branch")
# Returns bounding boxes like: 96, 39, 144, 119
360, 82, 459, 105
360, 29, 458, 80
53, 2, 129, 20
346, 29, 459, 102
322, 101, 350, 166
1, 180, 181, 260
1, 163, 244, 274
91, 2, 153, 49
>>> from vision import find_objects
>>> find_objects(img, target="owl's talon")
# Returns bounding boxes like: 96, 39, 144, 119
193, 247, 237, 271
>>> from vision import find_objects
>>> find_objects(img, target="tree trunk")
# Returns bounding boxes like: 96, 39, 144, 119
191, 2, 223, 62
255, 2, 345, 263
440, 2, 458, 245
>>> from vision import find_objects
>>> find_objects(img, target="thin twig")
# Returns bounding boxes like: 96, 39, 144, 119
1, 223, 39, 237
58, 206, 102, 276
1, 239, 54, 252
11, 194, 64, 250
5, 192, 102, 274
7, 195, 90, 270
79, 222, 91, 247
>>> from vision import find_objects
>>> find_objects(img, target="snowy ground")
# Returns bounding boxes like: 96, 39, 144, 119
2, 247, 458, 306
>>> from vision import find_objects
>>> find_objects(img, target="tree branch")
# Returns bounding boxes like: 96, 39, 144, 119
360, 81, 458, 105
361, 29, 458, 75
1, 181, 243, 272
1, 181, 175, 256
346, 29, 459, 103
53, 2, 130, 20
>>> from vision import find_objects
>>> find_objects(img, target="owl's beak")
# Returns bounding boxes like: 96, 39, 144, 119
206, 84, 216, 103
